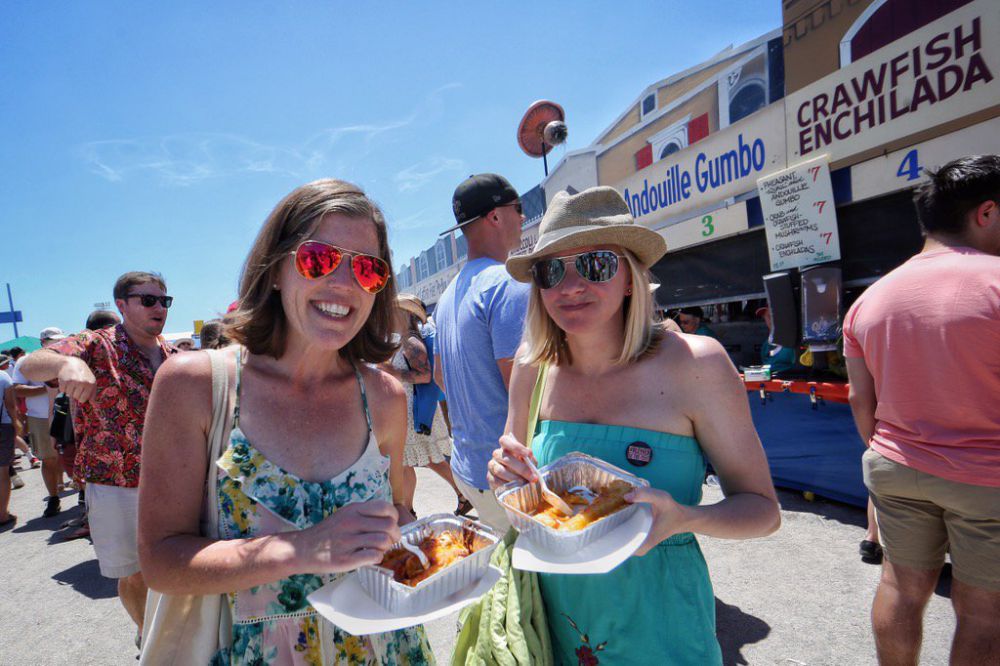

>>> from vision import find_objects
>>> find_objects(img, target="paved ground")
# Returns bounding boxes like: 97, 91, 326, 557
0, 461, 956, 665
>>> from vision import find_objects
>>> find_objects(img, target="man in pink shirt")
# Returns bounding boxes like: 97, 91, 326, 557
844, 155, 1000, 665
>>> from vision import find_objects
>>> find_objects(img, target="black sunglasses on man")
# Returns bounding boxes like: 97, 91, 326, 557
125, 294, 174, 309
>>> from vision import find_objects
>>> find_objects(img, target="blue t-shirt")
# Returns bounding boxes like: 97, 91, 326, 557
435, 258, 530, 489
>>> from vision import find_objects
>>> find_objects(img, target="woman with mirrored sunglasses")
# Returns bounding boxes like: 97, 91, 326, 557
486, 187, 780, 665
138, 179, 434, 663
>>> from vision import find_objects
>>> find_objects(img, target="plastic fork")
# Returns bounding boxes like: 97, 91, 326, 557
525, 458, 574, 517
567, 485, 598, 504
401, 539, 429, 570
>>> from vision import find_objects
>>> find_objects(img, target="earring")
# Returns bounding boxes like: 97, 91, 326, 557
626, 288, 633, 296
273, 283, 280, 290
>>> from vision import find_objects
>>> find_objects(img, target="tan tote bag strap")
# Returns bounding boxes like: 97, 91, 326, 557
525, 362, 549, 447
202, 348, 236, 538
140, 348, 237, 665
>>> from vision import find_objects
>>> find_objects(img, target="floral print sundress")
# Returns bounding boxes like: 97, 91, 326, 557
210, 355, 434, 665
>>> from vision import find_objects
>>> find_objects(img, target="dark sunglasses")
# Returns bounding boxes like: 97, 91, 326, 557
499, 201, 523, 216
126, 294, 174, 308
530, 250, 622, 290
291, 240, 392, 294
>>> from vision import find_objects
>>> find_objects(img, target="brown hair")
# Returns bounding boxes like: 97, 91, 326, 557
113, 271, 167, 301
225, 179, 398, 362
198, 319, 230, 350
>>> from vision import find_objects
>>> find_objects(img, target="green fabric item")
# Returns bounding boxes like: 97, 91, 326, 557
451, 363, 554, 666
526, 563, 553, 660
760, 340, 796, 374
451, 531, 553, 666
0, 336, 41, 353
694, 323, 719, 340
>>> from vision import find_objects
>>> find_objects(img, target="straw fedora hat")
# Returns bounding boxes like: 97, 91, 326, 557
396, 294, 428, 324
506, 186, 667, 283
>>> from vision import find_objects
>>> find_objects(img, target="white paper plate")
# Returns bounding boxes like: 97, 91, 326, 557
511, 504, 653, 574
307, 564, 502, 635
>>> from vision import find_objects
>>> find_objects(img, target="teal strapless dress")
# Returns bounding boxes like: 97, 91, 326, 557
533, 420, 722, 666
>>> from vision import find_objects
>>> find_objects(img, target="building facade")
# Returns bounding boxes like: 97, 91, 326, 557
543, 0, 996, 294
394, 184, 546, 308
541, 0, 997, 364
394, 0, 998, 329
395, 232, 468, 308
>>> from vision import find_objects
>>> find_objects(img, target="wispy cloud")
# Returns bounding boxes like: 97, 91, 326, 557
79, 83, 461, 185
389, 207, 439, 232
81, 133, 306, 184
394, 157, 465, 193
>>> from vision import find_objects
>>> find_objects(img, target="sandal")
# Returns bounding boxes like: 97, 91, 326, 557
859, 539, 883, 563
61, 514, 87, 529
455, 497, 474, 517
63, 525, 91, 541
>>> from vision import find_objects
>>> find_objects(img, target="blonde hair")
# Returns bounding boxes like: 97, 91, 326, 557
522, 249, 661, 367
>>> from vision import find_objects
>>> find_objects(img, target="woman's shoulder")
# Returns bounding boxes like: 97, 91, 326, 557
651, 327, 733, 374
511, 343, 542, 388
357, 363, 406, 405
157, 348, 217, 383
150, 350, 219, 422
356, 363, 407, 443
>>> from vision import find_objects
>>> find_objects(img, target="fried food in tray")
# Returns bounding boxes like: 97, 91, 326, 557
529, 479, 633, 531
378, 528, 484, 587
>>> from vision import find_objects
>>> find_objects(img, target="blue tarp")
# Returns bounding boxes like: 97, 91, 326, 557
748, 391, 868, 507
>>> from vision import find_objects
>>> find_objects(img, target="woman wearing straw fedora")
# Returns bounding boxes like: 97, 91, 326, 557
487, 186, 781, 665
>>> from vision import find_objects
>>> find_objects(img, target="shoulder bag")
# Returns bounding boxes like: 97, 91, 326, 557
139, 348, 236, 664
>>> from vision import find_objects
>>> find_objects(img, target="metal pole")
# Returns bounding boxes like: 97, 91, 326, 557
6, 283, 18, 338
542, 140, 549, 177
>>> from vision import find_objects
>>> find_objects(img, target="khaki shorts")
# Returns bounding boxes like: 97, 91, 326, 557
863, 449, 1000, 590
86, 483, 140, 578
27, 416, 57, 459
454, 473, 511, 533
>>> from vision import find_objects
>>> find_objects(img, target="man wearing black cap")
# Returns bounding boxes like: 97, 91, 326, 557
434, 173, 528, 530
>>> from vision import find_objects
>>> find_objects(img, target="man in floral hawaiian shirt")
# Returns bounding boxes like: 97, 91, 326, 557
20, 271, 176, 637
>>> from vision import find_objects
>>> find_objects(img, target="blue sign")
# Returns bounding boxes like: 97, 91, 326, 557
0, 311, 22, 325
623, 133, 772, 223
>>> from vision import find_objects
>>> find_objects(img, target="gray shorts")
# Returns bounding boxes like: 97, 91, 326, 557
0, 424, 14, 467
86, 483, 141, 578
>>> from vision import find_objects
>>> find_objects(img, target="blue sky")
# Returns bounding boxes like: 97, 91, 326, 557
1, 1, 780, 340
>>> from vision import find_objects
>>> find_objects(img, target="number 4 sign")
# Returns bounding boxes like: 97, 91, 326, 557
757, 154, 842, 272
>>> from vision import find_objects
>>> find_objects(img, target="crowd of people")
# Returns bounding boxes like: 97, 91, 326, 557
0, 154, 997, 664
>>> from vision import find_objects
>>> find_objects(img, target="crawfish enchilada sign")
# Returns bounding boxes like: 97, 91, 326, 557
787, 0, 999, 164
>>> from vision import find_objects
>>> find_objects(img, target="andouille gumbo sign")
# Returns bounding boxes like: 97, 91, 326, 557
615, 103, 786, 229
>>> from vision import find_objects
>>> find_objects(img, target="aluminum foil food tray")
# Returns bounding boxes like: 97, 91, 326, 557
495, 451, 649, 556
357, 513, 500, 613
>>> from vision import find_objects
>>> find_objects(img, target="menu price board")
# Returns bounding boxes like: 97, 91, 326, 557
758, 155, 841, 271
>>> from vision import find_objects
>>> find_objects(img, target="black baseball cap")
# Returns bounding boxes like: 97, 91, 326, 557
440, 173, 519, 235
